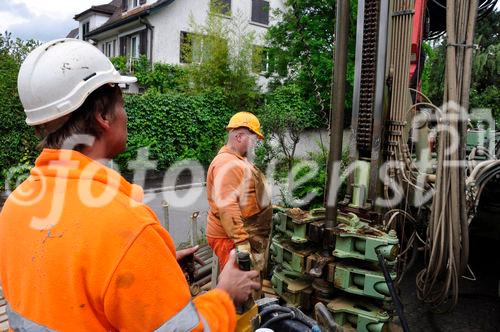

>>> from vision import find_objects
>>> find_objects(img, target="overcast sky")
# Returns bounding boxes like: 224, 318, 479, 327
1, 0, 499, 42
0, 0, 106, 42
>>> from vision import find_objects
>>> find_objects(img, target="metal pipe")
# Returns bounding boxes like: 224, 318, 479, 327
194, 262, 213, 280
190, 211, 199, 246
139, 17, 154, 64
193, 274, 212, 288
325, 0, 350, 230
210, 255, 220, 289
161, 200, 169, 231
347, 0, 366, 199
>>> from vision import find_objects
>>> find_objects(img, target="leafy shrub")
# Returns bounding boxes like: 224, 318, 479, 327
0, 33, 39, 191
258, 83, 315, 171
116, 88, 234, 172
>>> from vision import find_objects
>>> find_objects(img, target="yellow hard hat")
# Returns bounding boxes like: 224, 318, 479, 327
226, 112, 264, 139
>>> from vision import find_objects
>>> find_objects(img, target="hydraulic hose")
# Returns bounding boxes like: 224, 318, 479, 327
376, 248, 410, 332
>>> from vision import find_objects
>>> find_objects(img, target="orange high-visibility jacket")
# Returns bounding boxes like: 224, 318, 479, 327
206, 146, 261, 244
0, 149, 235, 332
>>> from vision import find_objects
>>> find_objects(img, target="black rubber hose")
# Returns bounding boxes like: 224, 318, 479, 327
259, 305, 293, 321
260, 308, 315, 329
376, 248, 411, 332
261, 313, 294, 329
261, 313, 315, 330
289, 307, 315, 328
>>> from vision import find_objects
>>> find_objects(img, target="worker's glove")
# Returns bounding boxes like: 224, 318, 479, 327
236, 241, 251, 253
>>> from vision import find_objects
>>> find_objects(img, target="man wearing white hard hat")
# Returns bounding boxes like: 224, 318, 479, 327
0, 39, 259, 331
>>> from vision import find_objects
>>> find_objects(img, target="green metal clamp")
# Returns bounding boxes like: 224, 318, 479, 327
327, 296, 390, 332
270, 237, 317, 274
271, 269, 313, 310
333, 214, 399, 263
332, 263, 396, 301
273, 209, 324, 244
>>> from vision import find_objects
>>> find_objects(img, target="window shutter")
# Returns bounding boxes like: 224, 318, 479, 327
139, 0, 146, 4
120, 36, 127, 56
251, 0, 269, 25
122, 0, 128, 11
139, 29, 148, 56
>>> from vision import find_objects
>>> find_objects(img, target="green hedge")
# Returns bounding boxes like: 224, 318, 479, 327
116, 89, 234, 172
0, 53, 39, 191
0, 85, 234, 190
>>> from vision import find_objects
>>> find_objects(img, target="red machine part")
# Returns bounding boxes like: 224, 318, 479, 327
410, 0, 427, 91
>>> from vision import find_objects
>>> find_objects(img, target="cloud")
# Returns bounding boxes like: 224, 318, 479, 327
7, 15, 77, 42
0, 1, 32, 19
0, 0, 94, 42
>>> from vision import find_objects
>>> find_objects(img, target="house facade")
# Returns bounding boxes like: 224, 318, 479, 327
69, 0, 285, 66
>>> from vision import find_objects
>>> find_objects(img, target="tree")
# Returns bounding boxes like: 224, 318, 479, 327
259, 83, 312, 171
184, 5, 261, 113
264, 0, 357, 128
0, 32, 39, 63
422, 10, 499, 123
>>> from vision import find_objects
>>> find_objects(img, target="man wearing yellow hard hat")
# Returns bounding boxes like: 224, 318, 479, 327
206, 112, 272, 276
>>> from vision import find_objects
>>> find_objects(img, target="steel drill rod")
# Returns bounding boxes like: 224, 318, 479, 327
325, 0, 350, 230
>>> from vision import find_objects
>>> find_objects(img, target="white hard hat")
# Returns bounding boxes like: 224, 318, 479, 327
18, 38, 136, 126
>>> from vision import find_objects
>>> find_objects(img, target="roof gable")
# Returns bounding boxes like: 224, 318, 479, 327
74, 1, 119, 20
86, 0, 175, 37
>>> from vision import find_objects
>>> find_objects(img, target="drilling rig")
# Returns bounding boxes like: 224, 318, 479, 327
262, 0, 499, 331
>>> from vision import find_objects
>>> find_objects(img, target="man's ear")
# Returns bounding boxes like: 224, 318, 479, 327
94, 111, 111, 132
235, 132, 243, 143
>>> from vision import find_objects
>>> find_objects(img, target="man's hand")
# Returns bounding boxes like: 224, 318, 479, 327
176, 245, 205, 266
217, 250, 261, 304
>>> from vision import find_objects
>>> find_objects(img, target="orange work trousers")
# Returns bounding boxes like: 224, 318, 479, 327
207, 237, 235, 271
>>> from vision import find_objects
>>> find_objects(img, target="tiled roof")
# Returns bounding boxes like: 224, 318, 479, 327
66, 27, 79, 38
87, 0, 175, 37
74, 1, 119, 20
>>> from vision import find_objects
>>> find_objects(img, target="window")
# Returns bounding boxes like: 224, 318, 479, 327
252, 46, 287, 75
129, 0, 139, 9
106, 42, 113, 57
255, 46, 275, 73
82, 21, 90, 39
180, 31, 203, 64
180, 31, 227, 64
113, 40, 116, 56
252, 45, 268, 73
211, 0, 231, 16
251, 0, 269, 25
120, 33, 145, 60
130, 35, 140, 59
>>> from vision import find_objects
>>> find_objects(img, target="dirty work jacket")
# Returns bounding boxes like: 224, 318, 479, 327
206, 146, 270, 245
0, 149, 235, 332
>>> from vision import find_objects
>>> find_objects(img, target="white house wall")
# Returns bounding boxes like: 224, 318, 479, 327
93, 14, 110, 30
79, 13, 113, 39
148, 0, 284, 64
